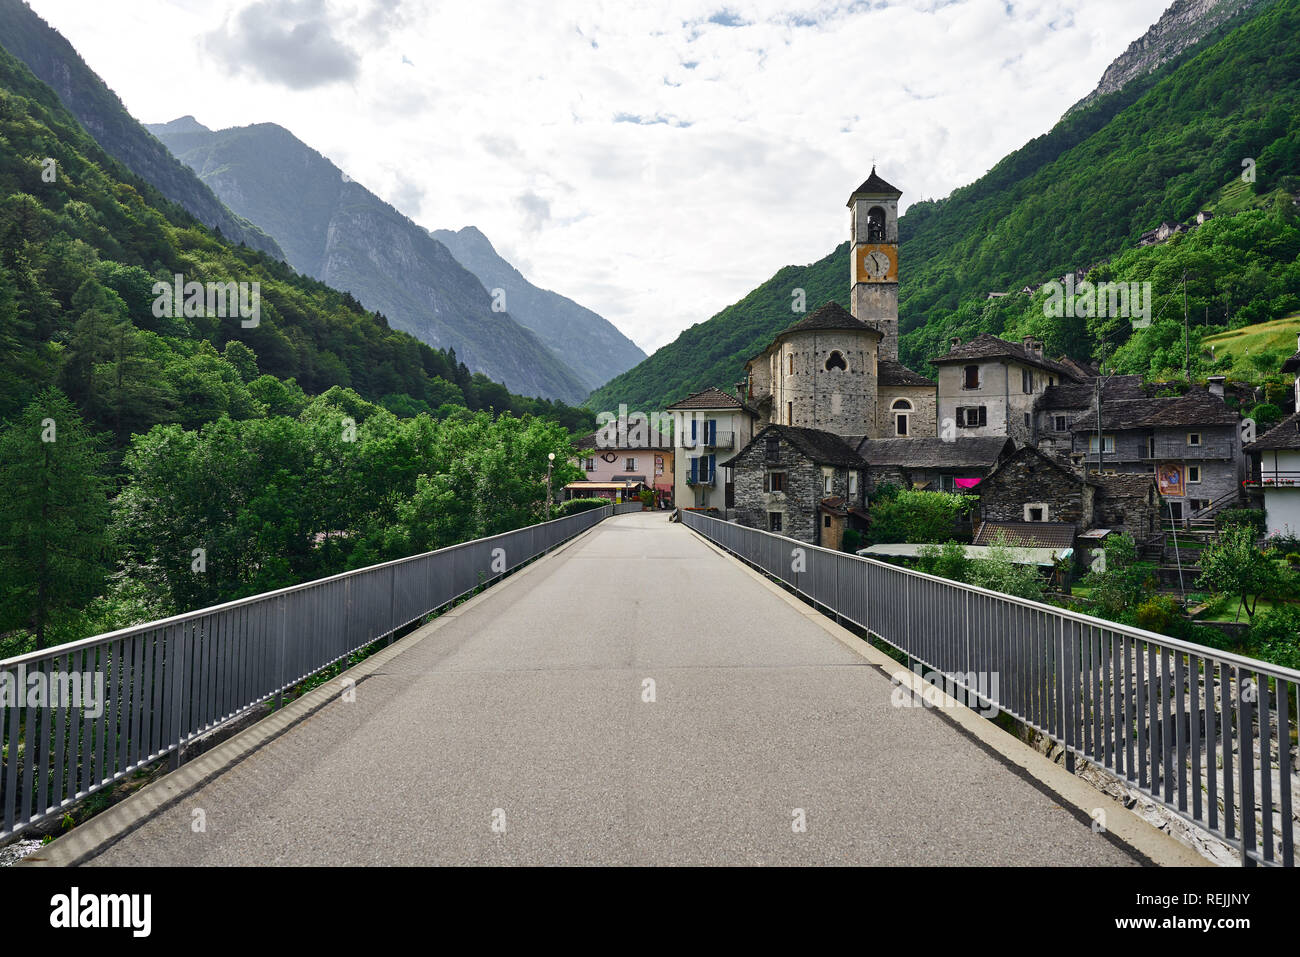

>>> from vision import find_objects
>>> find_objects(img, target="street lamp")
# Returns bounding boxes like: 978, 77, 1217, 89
546, 452, 555, 516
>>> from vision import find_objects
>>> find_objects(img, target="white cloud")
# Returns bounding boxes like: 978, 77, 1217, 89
27, 0, 1170, 353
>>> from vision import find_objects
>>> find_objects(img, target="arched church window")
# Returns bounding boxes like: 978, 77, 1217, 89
891, 398, 912, 410
866, 206, 886, 242
892, 398, 912, 437
824, 351, 847, 372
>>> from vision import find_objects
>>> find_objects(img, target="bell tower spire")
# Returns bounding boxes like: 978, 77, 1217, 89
848, 167, 902, 360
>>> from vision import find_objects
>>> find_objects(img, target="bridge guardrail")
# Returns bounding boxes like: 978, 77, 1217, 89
0, 504, 622, 842
682, 509, 1300, 867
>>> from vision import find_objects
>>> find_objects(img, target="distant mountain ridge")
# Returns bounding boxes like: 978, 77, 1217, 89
0, 0, 285, 259
148, 117, 591, 403
430, 226, 646, 393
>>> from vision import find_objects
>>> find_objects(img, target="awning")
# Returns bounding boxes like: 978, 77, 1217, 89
857, 543, 1072, 567
564, 481, 645, 491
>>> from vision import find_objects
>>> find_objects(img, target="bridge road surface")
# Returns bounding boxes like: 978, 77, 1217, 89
80, 512, 1141, 866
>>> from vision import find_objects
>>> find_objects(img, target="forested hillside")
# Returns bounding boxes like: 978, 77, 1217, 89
588, 0, 1300, 412
0, 0, 284, 259
0, 44, 593, 654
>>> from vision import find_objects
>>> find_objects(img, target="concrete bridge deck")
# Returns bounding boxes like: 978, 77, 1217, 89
36, 512, 1194, 866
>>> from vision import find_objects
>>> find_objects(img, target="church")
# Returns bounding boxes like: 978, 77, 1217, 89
722, 169, 944, 546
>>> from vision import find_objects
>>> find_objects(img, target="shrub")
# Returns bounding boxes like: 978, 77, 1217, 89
638, 487, 654, 507
867, 489, 976, 545
1248, 606, 1300, 670
1135, 594, 1189, 639
916, 539, 970, 581
1216, 508, 1266, 533
842, 528, 863, 554
1248, 402, 1284, 431
557, 497, 608, 516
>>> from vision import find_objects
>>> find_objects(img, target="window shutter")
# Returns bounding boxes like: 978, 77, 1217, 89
689, 457, 698, 483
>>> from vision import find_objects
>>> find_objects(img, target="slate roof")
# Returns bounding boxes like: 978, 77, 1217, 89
847, 166, 902, 200
973, 522, 1076, 549
1246, 412, 1300, 452
930, 333, 1084, 380
774, 301, 882, 339
856, 435, 1014, 469
1037, 375, 1145, 411
1090, 472, 1159, 500
664, 387, 759, 414
979, 444, 1084, 487
1071, 387, 1238, 431
878, 358, 936, 387
722, 425, 865, 469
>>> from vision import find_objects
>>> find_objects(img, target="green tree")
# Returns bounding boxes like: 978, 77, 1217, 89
1196, 524, 1292, 620
1079, 533, 1155, 624
0, 390, 112, 649
867, 490, 975, 545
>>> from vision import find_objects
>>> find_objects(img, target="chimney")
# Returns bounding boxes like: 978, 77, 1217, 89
1033, 339, 1044, 358
950, 336, 961, 349
1207, 375, 1226, 398
735, 380, 748, 401
1022, 336, 1035, 353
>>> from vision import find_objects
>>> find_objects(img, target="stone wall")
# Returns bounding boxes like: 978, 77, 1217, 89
877, 383, 938, 439
731, 434, 864, 545
979, 450, 1093, 527
771, 329, 879, 435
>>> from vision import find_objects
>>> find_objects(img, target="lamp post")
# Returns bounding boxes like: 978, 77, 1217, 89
546, 452, 555, 517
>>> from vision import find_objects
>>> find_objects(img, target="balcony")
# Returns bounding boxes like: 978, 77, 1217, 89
1244, 470, 1300, 489
687, 470, 717, 487
681, 431, 734, 450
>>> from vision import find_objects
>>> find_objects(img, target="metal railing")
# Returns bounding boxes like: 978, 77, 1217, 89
0, 505, 626, 841
682, 509, 1300, 866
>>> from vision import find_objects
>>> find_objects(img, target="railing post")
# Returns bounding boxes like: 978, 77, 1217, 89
1239, 670, 1257, 866
168, 625, 187, 771
275, 594, 288, 711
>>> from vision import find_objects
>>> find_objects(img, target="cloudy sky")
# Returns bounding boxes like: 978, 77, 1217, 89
28, 0, 1170, 354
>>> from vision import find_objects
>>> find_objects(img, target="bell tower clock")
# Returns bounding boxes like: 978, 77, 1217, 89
848, 167, 902, 360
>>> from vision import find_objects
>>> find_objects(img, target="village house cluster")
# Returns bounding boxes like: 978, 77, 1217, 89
568, 170, 1291, 560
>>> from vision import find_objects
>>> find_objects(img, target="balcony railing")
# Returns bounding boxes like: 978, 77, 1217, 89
703, 431, 734, 449
687, 470, 716, 486
1244, 470, 1300, 489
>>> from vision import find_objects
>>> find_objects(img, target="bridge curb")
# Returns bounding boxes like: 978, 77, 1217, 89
20, 518, 611, 867
683, 527, 1212, 869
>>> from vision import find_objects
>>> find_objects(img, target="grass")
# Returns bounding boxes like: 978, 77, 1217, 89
1202, 312, 1300, 380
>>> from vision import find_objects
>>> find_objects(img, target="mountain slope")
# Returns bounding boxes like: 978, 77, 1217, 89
0, 0, 285, 260
1067, 0, 1272, 116
147, 118, 590, 403
0, 41, 592, 438
430, 225, 645, 393
589, 0, 1299, 412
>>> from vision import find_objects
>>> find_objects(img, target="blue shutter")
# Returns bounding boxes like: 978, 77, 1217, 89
689, 457, 698, 483
690, 419, 697, 445
707, 419, 716, 446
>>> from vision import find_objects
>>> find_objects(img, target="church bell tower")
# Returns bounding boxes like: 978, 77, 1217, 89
848, 167, 902, 361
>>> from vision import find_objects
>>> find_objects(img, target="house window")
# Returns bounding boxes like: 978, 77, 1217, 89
1021, 368, 1033, 394
1025, 503, 1048, 522
764, 471, 785, 492
768, 512, 783, 533
823, 515, 832, 528
1024, 412, 1032, 430
1190, 498, 1210, 511
1053, 415, 1068, 432
787, 401, 794, 425
1147, 436, 1156, 458
963, 365, 980, 389
957, 406, 987, 428
1188, 433, 1202, 447
1188, 465, 1202, 484
824, 351, 847, 372
822, 468, 833, 495
583, 457, 595, 471
891, 398, 912, 437
625, 457, 636, 471
765, 435, 780, 461
1088, 435, 1116, 454
1049, 376, 1056, 386
848, 471, 859, 496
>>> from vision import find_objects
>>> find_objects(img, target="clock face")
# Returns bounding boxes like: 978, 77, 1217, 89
854, 244, 896, 283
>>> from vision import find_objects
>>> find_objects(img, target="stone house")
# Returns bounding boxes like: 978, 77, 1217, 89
1070, 382, 1246, 523
977, 445, 1094, 527
1033, 375, 1145, 456
1244, 334, 1300, 535
666, 387, 760, 511
930, 334, 1086, 446
1090, 472, 1160, 543
724, 425, 867, 547
856, 435, 1015, 493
